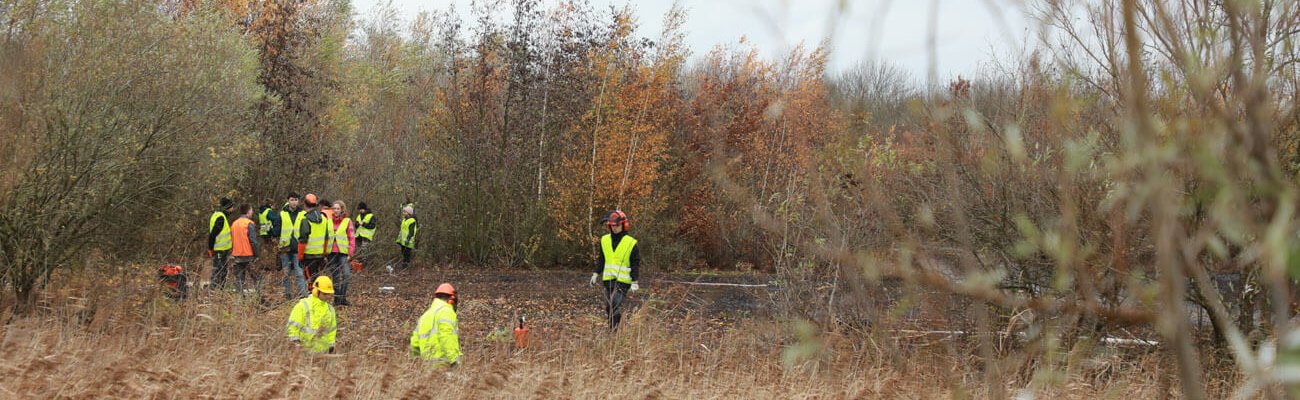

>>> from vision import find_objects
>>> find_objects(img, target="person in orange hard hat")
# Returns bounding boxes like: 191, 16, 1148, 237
410, 283, 460, 367
589, 210, 641, 330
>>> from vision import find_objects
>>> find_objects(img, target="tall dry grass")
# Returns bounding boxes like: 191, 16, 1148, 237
0, 266, 1212, 399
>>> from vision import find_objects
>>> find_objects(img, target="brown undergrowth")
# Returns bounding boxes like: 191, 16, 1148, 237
0, 265, 1218, 399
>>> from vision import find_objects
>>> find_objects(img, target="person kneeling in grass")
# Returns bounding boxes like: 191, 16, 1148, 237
287, 276, 338, 353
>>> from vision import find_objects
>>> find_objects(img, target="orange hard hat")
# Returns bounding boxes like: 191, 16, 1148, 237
304, 193, 318, 205
435, 283, 456, 296
603, 210, 629, 231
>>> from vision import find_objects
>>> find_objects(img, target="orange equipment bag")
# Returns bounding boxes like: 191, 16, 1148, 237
157, 264, 187, 300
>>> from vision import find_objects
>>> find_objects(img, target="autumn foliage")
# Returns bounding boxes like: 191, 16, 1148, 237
14, 0, 1300, 396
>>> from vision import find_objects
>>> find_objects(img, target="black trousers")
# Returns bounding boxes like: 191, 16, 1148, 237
602, 280, 631, 330
399, 247, 413, 269
302, 257, 326, 286
355, 238, 371, 268
233, 260, 260, 294
210, 250, 231, 288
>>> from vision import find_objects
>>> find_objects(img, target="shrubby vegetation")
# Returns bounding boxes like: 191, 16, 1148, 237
5, 0, 1300, 396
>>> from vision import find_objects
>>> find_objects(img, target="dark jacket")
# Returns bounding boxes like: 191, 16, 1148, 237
299, 208, 325, 259
208, 211, 228, 252
594, 232, 640, 282
358, 211, 377, 230
260, 204, 281, 238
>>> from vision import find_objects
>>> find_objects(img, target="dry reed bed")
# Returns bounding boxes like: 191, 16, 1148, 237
0, 270, 1197, 399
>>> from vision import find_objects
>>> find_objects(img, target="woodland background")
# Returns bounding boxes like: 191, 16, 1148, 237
7, 0, 1300, 397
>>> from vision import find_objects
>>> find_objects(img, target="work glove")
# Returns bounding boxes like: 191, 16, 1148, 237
630, 282, 639, 292
589, 273, 598, 286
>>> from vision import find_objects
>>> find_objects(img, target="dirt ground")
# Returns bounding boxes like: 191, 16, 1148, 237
243, 263, 775, 355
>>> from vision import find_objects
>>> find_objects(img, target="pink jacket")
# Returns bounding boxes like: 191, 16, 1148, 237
328, 214, 357, 257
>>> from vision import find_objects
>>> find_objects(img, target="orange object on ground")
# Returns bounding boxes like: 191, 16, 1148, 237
513, 316, 529, 349
158, 264, 187, 300
350, 259, 363, 273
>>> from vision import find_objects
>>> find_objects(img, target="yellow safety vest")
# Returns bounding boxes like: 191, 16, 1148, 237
397, 217, 418, 249
286, 295, 337, 353
409, 298, 460, 365
258, 208, 272, 235
209, 211, 232, 251
355, 213, 375, 240
600, 234, 636, 284
278, 209, 304, 248
328, 218, 351, 255
304, 216, 328, 256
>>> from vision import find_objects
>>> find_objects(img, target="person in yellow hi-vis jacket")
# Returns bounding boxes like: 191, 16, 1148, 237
410, 283, 460, 367
287, 276, 338, 353
589, 210, 641, 330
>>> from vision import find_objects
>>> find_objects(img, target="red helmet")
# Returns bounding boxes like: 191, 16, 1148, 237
604, 210, 629, 231
435, 283, 456, 306
435, 283, 456, 296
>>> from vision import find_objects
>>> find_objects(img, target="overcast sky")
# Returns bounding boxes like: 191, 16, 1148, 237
349, 0, 1035, 81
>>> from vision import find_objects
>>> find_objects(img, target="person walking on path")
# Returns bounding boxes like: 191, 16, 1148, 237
396, 206, 418, 269
208, 197, 235, 289
410, 283, 460, 367
278, 193, 307, 299
589, 210, 641, 330
287, 276, 338, 354
230, 204, 262, 296
325, 200, 355, 306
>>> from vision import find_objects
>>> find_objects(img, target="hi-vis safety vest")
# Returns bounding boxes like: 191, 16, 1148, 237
258, 208, 272, 236
328, 218, 351, 255
231, 217, 255, 257
287, 295, 337, 353
355, 213, 375, 241
304, 216, 328, 256
278, 210, 304, 248
600, 234, 636, 284
210, 211, 232, 251
397, 217, 417, 249
409, 298, 460, 365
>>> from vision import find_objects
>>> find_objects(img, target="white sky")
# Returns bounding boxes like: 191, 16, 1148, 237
349, 0, 1035, 81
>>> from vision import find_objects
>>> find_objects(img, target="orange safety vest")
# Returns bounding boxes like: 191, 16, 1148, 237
232, 217, 255, 257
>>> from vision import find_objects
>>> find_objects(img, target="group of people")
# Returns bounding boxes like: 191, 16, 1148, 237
205, 192, 420, 306
209, 195, 642, 366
